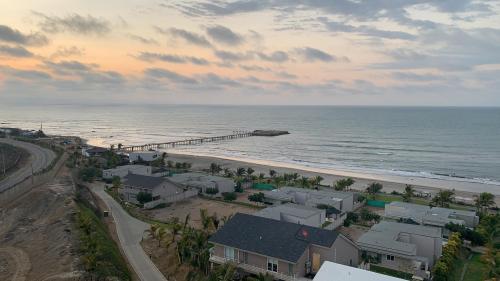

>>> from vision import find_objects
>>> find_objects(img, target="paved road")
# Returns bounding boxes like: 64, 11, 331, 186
92, 185, 168, 281
0, 138, 56, 192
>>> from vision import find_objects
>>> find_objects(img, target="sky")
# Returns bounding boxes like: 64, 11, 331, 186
1, 0, 500, 106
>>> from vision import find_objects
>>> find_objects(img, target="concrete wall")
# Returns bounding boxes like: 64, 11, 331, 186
0, 152, 67, 207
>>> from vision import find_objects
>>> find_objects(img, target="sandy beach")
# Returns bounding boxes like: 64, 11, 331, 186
167, 152, 500, 204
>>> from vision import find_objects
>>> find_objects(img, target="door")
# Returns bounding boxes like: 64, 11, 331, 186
312, 253, 321, 272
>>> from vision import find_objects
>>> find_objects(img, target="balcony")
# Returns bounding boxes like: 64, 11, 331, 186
210, 255, 311, 281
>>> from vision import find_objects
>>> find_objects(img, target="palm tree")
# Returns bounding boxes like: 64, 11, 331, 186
223, 168, 233, 178
209, 262, 236, 281
145, 224, 160, 240
258, 173, 265, 182
312, 175, 324, 189
432, 190, 455, 207
210, 163, 222, 175
200, 209, 214, 233
156, 226, 167, 247
236, 167, 246, 177
403, 184, 415, 202
334, 178, 355, 191
117, 143, 123, 150
246, 167, 255, 177
299, 176, 310, 188
475, 192, 495, 213
269, 169, 277, 178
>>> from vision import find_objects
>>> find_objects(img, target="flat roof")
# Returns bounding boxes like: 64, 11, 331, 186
358, 221, 441, 256
255, 203, 324, 219
313, 261, 406, 281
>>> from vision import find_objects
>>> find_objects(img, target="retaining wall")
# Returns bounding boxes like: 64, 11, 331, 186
0, 152, 67, 206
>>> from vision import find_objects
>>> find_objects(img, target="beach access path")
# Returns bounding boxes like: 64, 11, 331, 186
92, 184, 168, 281
0, 138, 56, 193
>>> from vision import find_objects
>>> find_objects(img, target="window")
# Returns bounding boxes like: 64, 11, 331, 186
224, 247, 235, 261
267, 258, 278, 272
386, 255, 395, 261
288, 263, 294, 275
242, 252, 248, 264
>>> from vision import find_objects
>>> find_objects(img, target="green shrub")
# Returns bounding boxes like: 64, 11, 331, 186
205, 187, 219, 195
248, 192, 265, 202
222, 192, 237, 201
136, 192, 153, 204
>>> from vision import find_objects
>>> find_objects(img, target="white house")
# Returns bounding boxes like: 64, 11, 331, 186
254, 203, 327, 228
313, 261, 406, 281
102, 165, 152, 179
358, 221, 442, 279
169, 172, 235, 195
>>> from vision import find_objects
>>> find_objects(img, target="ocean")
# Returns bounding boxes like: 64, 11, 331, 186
1, 104, 500, 186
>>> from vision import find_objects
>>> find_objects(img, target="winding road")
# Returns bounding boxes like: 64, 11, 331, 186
0, 138, 56, 193
92, 185, 168, 281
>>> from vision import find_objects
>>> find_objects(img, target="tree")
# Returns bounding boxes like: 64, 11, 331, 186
205, 187, 219, 195
236, 167, 246, 177
209, 163, 222, 175
311, 175, 324, 188
248, 192, 265, 203
432, 190, 455, 207
366, 182, 383, 196
223, 168, 233, 178
222, 192, 237, 201
246, 167, 255, 177
269, 169, 277, 178
475, 192, 495, 213
299, 176, 310, 188
334, 178, 355, 191
117, 143, 123, 150
112, 176, 121, 189
167, 160, 174, 168
136, 192, 153, 204
402, 184, 415, 202
258, 173, 265, 181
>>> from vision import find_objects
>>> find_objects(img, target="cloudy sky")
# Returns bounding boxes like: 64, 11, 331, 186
1, 0, 500, 106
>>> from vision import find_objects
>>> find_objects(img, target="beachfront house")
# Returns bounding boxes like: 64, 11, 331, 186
209, 213, 359, 281
254, 203, 327, 228
102, 164, 152, 180
169, 172, 234, 196
263, 187, 355, 213
120, 174, 197, 207
384, 201, 479, 234
313, 261, 406, 281
81, 146, 108, 157
357, 221, 442, 279
128, 150, 160, 163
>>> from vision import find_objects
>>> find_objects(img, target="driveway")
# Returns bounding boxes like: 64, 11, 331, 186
0, 138, 56, 193
92, 185, 168, 281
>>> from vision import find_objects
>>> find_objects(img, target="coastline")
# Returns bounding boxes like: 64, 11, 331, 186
166, 151, 500, 203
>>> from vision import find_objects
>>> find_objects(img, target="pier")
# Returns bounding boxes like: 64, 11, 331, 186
119, 130, 288, 152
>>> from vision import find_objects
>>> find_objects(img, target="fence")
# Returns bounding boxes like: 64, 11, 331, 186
0, 152, 68, 206
143, 189, 198, 209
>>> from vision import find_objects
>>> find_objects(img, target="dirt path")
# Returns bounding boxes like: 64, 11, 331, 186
0, 247, 31, 281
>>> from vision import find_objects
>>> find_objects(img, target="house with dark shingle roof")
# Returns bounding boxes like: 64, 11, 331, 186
120, 174, 196, 206
209, 213, 359, 280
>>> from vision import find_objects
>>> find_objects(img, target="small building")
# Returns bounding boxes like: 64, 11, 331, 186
209, 213, 359, 280
384, 201, 479, 230
169, 172, 234, 196
358, 221, 442, 279
263, 187, 355, 213
82, 146, 108, 157
129, 150, 160, 163
313, 261, 406, 281
102, 165, 152, 180
120, 174, 196, 205
254, 203, 326, 228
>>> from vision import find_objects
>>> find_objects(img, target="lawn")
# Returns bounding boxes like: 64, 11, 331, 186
462, 253, 488, 281
370, 264, 413, 280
